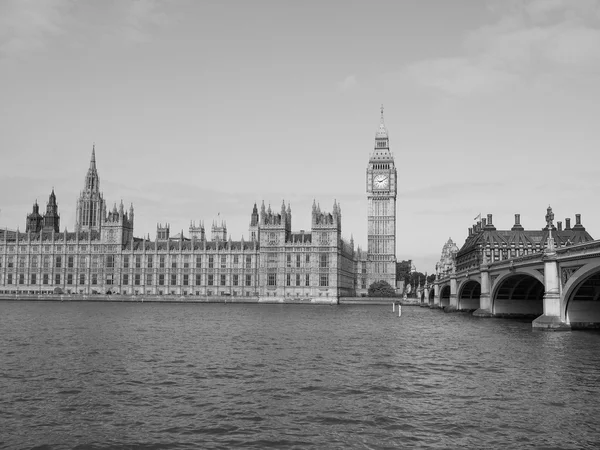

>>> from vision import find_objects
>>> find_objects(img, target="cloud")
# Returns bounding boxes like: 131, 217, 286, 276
120, 0, 182, 44
337, 74, 358, 92
0, 0, 72, 60
402, 0, 600, 96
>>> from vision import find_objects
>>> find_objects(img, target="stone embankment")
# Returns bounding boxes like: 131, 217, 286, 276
0, 294, 420, 305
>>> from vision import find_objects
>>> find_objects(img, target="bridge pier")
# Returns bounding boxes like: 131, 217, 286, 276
532, 249, 570, 330
447, 271, 458, 311
431, 283, 440, 308
473, 259, 493, 317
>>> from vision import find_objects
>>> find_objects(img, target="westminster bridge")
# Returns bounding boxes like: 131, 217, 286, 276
421, 237, 600, 330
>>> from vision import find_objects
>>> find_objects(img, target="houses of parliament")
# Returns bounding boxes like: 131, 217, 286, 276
0, 111, 398, 301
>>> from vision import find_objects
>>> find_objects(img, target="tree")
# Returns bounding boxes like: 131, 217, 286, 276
368, 280, 396, 297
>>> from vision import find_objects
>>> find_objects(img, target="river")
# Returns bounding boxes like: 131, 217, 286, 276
1, 302, 599, 449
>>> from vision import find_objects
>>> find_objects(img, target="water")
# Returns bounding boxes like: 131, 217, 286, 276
1, 302, 600, 449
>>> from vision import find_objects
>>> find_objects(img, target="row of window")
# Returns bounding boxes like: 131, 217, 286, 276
3, 273, 255, 287
267, 273, 329, 287
0, 254, 255, 269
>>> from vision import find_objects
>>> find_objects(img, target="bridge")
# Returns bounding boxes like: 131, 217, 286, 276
420, 209, 600, 330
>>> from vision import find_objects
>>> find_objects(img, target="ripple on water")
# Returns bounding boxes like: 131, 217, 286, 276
1, 303, 600, 449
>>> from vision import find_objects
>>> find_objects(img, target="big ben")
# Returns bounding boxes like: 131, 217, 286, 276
366, 106, 397, 288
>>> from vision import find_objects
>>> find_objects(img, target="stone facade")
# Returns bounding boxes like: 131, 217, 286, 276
0, 111, 398, 300
360, 106, 398, 294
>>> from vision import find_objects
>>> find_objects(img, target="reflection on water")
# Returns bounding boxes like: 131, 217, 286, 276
1, 302, 600, 449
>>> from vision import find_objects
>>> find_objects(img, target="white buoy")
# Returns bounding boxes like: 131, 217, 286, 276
398, 304, 402, 317
392, 302, 395, 312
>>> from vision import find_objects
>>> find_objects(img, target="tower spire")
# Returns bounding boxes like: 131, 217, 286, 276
90, 144, 96, 170
376, 105, 388, 140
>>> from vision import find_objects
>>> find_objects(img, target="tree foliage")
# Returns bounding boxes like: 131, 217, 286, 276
368, 280, 396, 297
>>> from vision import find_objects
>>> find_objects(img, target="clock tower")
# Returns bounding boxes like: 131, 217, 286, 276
366, 106, 397, 289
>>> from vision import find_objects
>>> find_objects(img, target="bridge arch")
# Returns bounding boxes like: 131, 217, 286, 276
428, 287, 435, 305
563, 261, 600, 328
458, 279, 481, 311
440, 284, 451, 307
491, 270, 544, 318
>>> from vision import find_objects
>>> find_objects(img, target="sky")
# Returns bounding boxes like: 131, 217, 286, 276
1, 0, 600, 274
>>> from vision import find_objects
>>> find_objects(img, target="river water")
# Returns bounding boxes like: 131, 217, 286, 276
1, 302, 599, 449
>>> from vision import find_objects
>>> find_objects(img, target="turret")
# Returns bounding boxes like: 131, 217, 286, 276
249, 203, 259, 242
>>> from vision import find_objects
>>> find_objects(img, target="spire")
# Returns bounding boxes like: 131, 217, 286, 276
376, 104, 388, 140
90, 144, 96, 171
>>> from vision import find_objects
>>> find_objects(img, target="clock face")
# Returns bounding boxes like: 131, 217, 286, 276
373, 174, 389, 190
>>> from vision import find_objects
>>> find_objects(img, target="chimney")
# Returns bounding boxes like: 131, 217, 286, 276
573, 214, 585, 230
565, 218, 571, 230
511, 213, 524, 231
482, 218, 487, 226
557, 221, 562, 231
487, 214, 493, 225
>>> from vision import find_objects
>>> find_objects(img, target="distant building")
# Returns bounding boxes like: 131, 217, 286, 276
357, 106, 398, 295
0, 111, 399, 300
454, 211, 593, 273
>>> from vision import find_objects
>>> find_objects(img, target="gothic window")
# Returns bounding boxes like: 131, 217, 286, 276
208, 256, 214, 269
123, 274, 129, 285
55, 256, 62, 268
267, 253, 277, 268
220, 274, 226, 286
233, 255, 239, 265
296, 254, 301, 268
135, 256, 141, 268
221, 256, 226, 269
267, 273, 276, 286
31, 274, 37, 285
147, 255, 153, 268
208, 274, 214, 286
92, 274, 97, 285
195, 274, 201, 286
319, 253, 328, 268
106, 255, 114, 269
196, 256, 202, 269
68, 256, 74, 268
305, 274, 310, 286
182, 274, 188, 286
79, 274, 85, 285
306, 254, 310, 264
233, 274, 239, 286
246, 255, 252, 268
31, 257, 38, 268
169, 274, 176, 285
171, 259, 177, 269
55, 274, 61, 285
296, 274, 300, 286
19, 274, 24, 285
320, 274, 329, 287
135, 274, 141, 285
286, 254, 291, 268
43, 274, 49, 285
7, 274, 12, 285
67, 274, 73, 285
159, 256, 165, 268
147, 274, 153, 285
245, 275, 252, 286
19, 256, 26, 268
159, 274, 165, 286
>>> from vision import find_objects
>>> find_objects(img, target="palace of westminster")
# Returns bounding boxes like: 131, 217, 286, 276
0, 111, 399, 301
